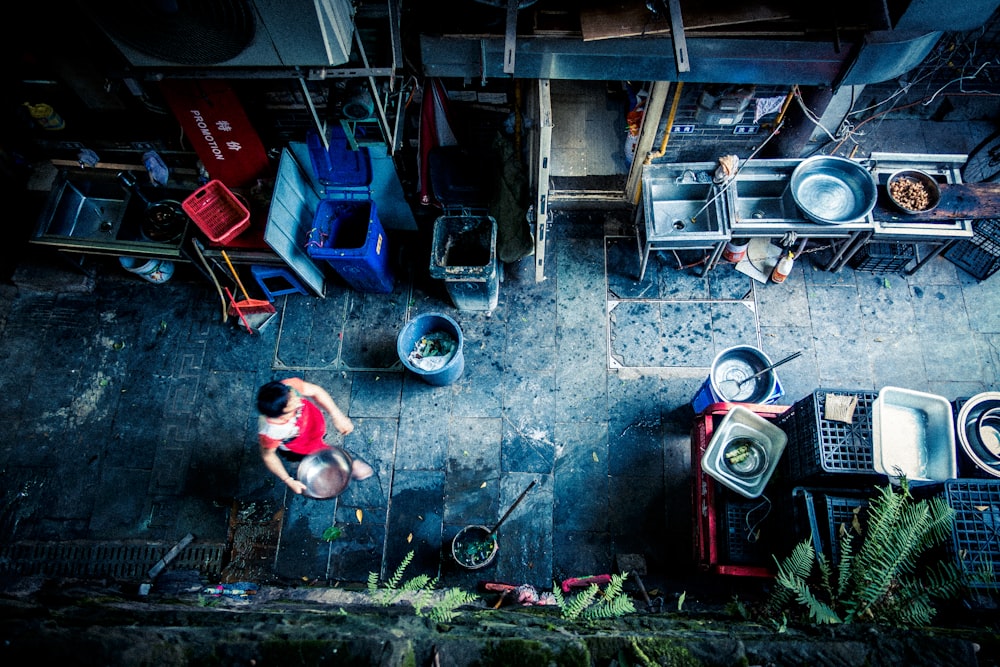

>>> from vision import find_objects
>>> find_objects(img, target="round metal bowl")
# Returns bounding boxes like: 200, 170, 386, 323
790, 156, 878, 225
722, 437, 769, 477
886, 169, 941, 214
957, 392, 1000, 477
296, 447, 354, 499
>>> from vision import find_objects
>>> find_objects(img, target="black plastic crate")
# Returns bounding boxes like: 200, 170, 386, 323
945, 478, 1000, 587
943, 218, 1000, 281
721, 495, 777, 565
849, 242, 916, 274
792, 487, 871, 565
777, 389, 880, 483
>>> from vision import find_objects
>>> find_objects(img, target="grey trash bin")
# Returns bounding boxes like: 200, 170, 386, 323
429, 215, 499, 312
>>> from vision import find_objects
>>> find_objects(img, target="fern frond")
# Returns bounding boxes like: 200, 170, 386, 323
400, 573, 434, 593
551, 581, 565, 609
367, 570, 380, 592
816, 551, 834, 602
836, 531, 854, 598
411, 588, 435, 617
562, 584, 599, 620
585, 593, 636, 619
777, 569, 841, 624
427, 589, 479, 623
385, 551, 415, 589
766, 539, 816, 617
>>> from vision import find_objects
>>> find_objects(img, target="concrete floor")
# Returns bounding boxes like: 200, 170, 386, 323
2, 110, 1000, 607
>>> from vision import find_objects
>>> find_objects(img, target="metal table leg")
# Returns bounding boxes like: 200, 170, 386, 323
826, 231, 872, 272
905, 240, 954, 275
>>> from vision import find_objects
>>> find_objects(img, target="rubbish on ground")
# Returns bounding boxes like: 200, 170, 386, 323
407, 331, 457, 371
202, 582, 258, 598
561, 574, 612, 593
481, 582, 558, 607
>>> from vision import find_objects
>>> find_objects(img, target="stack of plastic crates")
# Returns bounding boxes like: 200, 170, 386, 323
944, 218, 1000, 281
848, 242, 915, 274
944, 478, 1000, 587
691, 401, 791, 578
776, 389, 882, 485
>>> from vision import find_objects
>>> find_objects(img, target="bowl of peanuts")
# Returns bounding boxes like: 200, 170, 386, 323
886, 169, 941, 215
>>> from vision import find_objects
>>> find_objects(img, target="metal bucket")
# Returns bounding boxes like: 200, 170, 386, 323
451, 525, 498, 569
709, 345, 778, 404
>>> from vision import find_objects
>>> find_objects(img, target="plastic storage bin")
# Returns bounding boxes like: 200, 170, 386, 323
307, 200, 393, 294
944, 218, 1000, 281
849, 242, 915, 274
430, 215, 499, 311
776, 389, 881, 484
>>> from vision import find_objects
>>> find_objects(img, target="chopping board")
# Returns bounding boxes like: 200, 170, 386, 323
873, 182, 1000, 222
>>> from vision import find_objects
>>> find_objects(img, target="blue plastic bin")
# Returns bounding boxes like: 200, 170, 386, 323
397, 313, 465, 386
307, 199, 394, 294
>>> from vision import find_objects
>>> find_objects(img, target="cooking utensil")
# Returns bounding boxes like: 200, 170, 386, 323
452, 479, 536, 569
220, 249, 276, 316
117, 171, 188, 243
790, 156, 877, 224
717, 350, 802, 399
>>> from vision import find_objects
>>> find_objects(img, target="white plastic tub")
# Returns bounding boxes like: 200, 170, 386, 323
872, 386, 956, 482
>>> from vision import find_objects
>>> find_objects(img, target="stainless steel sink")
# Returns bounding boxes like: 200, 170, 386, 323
729, 173, 800, 223
33, 170, 192, 250
38, 171, 132, 239
642, 166, 730, 248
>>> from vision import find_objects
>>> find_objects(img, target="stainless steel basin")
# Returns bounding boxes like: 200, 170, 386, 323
33, 170, 192, 247
642, 169, 729, 248
38, 172, 132, 239
729, 173, 800, 223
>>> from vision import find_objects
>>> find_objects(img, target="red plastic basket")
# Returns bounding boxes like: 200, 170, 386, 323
182, 180, 250, 245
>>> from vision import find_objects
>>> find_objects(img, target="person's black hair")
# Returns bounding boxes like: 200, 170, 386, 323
257, 380, 291, 417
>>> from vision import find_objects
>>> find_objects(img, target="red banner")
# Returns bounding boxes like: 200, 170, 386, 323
159, 79, 270, 188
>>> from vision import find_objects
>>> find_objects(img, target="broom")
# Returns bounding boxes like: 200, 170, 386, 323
220, 249, 276, 316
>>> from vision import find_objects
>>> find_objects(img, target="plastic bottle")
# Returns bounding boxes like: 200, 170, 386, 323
770, 251, 794, 283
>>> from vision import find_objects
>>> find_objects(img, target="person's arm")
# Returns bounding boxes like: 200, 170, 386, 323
297, 380, 354, 435
260, 445, 307, 494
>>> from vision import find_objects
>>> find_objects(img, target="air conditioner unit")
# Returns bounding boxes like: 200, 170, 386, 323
82, 0, 355, 68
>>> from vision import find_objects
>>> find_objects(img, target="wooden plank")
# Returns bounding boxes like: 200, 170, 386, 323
874, 182, 1000, 221
579, 1, 793, 42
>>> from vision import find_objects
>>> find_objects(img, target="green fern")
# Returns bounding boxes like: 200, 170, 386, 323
368, 550, 477, 621
561, 584, 599, 620
766, 481, 969, 628
584, 573, 636, 619
422, 588, 479, 623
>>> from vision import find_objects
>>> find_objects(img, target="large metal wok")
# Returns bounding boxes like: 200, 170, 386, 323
117, 171, 188, 243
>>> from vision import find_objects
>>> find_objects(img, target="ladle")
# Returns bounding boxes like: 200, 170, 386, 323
718, 350, 802, 399
451, 479, 536, 570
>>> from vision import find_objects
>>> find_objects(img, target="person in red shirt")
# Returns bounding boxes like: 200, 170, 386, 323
257, 378, 373, 495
